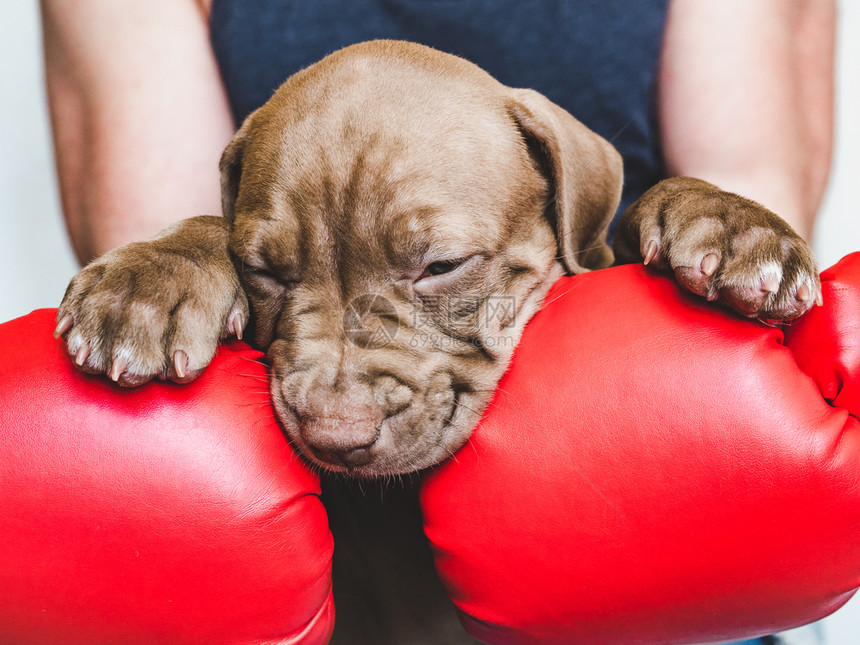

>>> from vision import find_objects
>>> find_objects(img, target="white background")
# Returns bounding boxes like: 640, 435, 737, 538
0, 2, 858, 643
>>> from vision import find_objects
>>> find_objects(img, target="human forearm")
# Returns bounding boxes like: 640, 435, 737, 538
41, 0, 235, 264
659, 0, 835, 241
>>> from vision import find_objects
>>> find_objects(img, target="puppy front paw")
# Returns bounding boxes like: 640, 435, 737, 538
615, 177, 821, 321
55, 219, 248, 386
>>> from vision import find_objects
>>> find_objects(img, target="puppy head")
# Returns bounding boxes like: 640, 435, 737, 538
220, 41, 621, 476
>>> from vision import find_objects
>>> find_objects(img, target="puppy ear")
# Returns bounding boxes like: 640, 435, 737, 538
507, 88, 623, 274
219, 116, 252, 223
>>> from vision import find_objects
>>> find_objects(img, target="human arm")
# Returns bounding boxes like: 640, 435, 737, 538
658, 0, 836, 241
40, 0, 235, 265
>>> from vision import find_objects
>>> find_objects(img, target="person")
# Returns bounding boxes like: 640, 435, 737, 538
41, 0, 833, 265
39, 2, 836, 644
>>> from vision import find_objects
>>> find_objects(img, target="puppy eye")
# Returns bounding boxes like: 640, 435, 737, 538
245, 266, 296, 288
247, 267, 279, 282
253, 267, 278, 280
420, 259, 466, 279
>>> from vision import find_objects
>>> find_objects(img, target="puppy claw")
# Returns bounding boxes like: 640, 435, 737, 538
54, 315, 74, 339
173, 350, 188, 379
229, 312, 244, 340
815, 291, 824, 307
74, 344, 90, 367
109, 357, 128, 382
700, 253, 720, 277
643, 240, 659, 266
796, 282, 812, 303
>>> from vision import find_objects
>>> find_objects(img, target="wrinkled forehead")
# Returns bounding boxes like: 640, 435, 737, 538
231, 153, 509, 279
232, 101, 533, 275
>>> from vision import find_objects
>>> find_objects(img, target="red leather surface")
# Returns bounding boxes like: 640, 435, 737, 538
3, 254, 859, 645
785, 253, 860, 417
421, 257, 860, 645
0, 310, 334, 645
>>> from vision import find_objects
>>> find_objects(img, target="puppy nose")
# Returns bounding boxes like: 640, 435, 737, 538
300, 415, 379, 468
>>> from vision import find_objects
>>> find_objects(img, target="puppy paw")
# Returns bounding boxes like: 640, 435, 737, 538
616, 178, 821, 321
55, 218, 248, 386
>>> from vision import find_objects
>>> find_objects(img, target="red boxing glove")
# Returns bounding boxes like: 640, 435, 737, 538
0, 310, 333, 645
421, 256, 860, 645
3, 254, 859, 645
785, 252, 860, 417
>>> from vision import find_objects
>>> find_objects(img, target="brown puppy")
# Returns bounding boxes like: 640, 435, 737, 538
56, 40, 820, 479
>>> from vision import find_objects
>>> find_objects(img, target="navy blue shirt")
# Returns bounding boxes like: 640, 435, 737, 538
209, 0, 670, 236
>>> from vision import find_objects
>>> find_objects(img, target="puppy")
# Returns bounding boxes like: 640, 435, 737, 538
54, 40, 820, 643
56, 40, 819, 479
